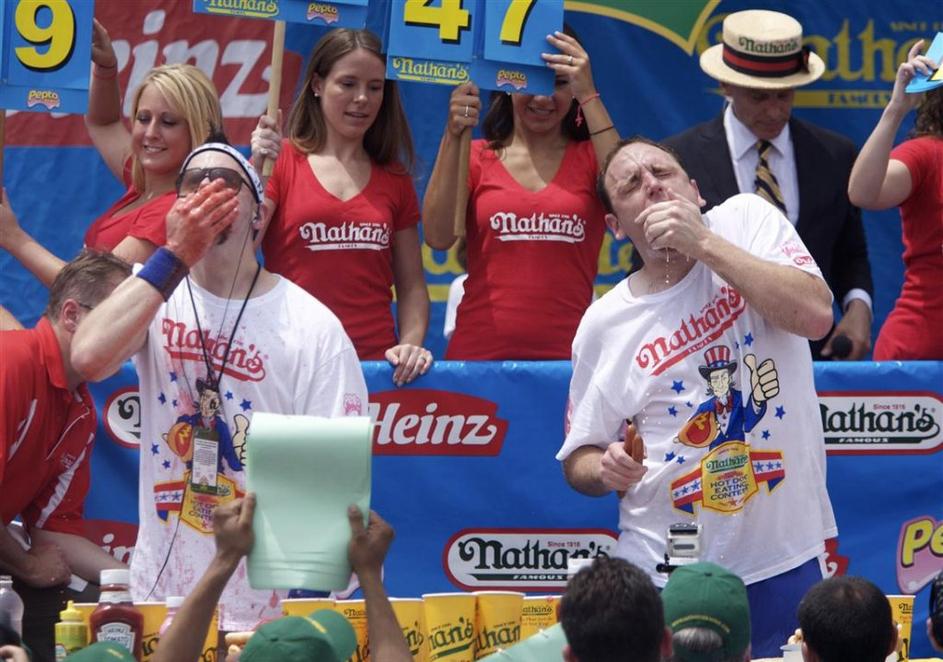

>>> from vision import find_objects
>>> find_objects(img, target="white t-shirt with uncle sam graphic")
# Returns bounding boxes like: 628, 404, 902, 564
558, 193, 837, 587
132, 275, 367, 631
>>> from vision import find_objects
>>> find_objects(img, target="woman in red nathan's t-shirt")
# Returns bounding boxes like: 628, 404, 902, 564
0, 20, 222, 286
251, 28, 431, 386
422, 28, 620, 360
848, 40, 943, 360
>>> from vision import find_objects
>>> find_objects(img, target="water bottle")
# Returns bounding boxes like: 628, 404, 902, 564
0, 576, 24, 637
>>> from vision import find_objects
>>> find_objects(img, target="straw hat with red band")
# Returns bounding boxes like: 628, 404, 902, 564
700, 10, 825, 90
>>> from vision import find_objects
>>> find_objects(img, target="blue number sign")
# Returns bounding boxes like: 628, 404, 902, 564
193, 0, 368, 29
0, 0, 94, 114
386, 0, 476, 86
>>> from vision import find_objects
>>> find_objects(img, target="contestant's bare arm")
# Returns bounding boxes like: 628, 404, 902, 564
29, 530, 126, 584
422, 82, 480, 250
639, 192, 833, 339
72, 180, 239, 381
563, 436, 647, 498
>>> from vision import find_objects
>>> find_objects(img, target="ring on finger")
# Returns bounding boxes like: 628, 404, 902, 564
568, 55, 574, 65
463, 104, 470, 118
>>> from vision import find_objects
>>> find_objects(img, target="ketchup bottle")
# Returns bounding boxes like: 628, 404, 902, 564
89, 569, 143, 661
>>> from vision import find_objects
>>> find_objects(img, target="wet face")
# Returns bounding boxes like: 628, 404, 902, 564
722, 83, 795, 141
602, 142, 702, 246
510, 75, 573, 135
313, 48, 385, 142
709, 370, 731, 397
132, 85, 192, 178
182, 151, 257, 245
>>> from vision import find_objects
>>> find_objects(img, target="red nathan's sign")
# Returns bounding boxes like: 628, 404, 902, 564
369, 389, 509, 456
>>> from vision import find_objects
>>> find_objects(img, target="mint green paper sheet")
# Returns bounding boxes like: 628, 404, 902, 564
246, 413, 372, 592
478, 624, 567, 661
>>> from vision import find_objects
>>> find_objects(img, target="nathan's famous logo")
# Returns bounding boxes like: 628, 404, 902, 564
201, 0, 278, 19
489, 211, 586, 244
369, 389, 509, 456
103, 387, 142, 449
306, 2, 338, 24
154, 472, 242, 533
496, 69, 528, 90
444, 529, 617, 591
160, 318, 266, 382
299, 221, 390, 251
635, 286, 745, 376
818, 392, 942, 454
897, 515, 943, 594
83, 520, 138, 565
27, 90, 60, 110
390, 57, 469, 85
697, 13, 940, 108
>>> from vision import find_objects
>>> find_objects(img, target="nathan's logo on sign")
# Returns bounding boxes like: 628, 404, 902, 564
444, 529, 617, 591
897, 515, 943, 593
818, 392, 943, 454
496, 69, 528, 90
369, 390, 509, 456
390, 57, 469, 85
201, 0, 278, 19
83, 520, 138, 565
306, 2, 338, 24
104, 387, 142, 449
636, 286, 745, 376
26, 90, 61, 110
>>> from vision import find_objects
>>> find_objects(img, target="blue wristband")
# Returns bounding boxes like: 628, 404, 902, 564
137, 247, 188, 300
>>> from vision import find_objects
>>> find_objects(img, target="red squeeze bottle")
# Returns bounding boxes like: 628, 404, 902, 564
89, 569, 144, 661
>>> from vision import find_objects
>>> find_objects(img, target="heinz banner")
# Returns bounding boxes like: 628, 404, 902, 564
86, 361, 943, 655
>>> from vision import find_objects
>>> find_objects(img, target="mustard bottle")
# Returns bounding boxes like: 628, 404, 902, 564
54, 600, 88, 661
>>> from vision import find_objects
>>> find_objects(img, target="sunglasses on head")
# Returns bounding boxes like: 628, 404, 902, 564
175, 167, 251, 198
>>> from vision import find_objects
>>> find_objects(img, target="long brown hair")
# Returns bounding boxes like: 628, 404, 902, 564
287, 28, 415, 172
481, 24, 589, 150
913, 87, 943, 138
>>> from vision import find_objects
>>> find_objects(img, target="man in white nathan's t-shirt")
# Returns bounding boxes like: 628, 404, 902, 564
557, 137, 836, 658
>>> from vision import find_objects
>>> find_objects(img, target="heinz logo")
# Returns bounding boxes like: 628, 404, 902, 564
26, 90, 60, 110
369, 389, 509, 456
444, 529, 617, 591
818, 392, 942, 454
103, 387, 142, 449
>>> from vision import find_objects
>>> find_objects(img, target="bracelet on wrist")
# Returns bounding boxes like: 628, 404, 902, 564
579, 92, 601, 106
589, 124, 615, 136
136, 247, 188, 301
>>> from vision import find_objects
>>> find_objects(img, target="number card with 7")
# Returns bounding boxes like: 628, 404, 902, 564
0, 0, 94, 113
471, 0, 562, 95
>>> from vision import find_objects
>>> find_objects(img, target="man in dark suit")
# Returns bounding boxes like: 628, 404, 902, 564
665, 9, 873, 360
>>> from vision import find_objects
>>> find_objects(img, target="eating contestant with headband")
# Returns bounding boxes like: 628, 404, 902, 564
71, 138, 368, 633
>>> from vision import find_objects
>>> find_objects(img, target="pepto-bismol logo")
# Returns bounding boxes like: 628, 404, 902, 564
819, 391, 942, 454
369, 389, 509, 456
444, 529, 617, 591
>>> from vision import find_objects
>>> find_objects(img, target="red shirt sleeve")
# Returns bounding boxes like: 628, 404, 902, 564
0, 332, 35, 485
126, 193, 175, 247
22, 445, 91, 535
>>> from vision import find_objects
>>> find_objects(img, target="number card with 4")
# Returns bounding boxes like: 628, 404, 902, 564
471, 0, 563, 95
0, 0, 94, 113
386, 0, 476, 86
192, 0, 367, 29
905, 31, 943, 94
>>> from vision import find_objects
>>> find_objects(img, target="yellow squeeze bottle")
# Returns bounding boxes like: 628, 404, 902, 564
55, 600, 88, 661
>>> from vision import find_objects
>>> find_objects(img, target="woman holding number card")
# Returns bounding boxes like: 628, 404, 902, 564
422, 28, 619, 360
848, 40, 943, 360
250, 28, 431, 386
0, 19, 222, 286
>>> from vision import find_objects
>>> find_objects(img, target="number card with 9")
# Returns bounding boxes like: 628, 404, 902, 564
0, 0, 94, 113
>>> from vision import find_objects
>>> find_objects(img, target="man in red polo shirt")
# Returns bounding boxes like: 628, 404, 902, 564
0, 250, 130, 661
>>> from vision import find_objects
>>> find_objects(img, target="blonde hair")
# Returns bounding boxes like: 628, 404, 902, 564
129, 64, 223, 191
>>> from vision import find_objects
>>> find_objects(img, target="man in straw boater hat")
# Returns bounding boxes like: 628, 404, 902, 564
666, 9, 874, 362
557, 133, 837, 657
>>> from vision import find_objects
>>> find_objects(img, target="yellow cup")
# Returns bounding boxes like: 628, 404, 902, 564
73, 601, 217, 662
391, 598, 428, 662
336, 599, 369, 662
473, 592, 523, 659
887, 594, 915, 661
519, 596, 560, 640
281, 597, 336, 617
422, 593, 477, 662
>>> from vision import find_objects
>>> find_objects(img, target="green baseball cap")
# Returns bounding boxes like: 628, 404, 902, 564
662, 562, 751, 662
64, 642, 136, 661
240, 609, 357, 662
